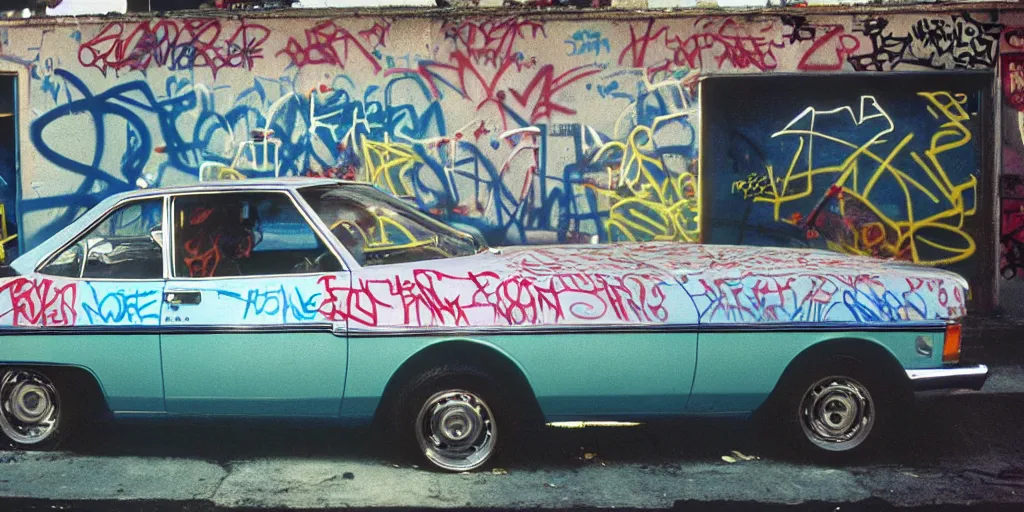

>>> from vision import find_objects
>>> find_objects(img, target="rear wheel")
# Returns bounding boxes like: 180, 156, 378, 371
759, 355, 910, 461
392, 364, 509, 472
0, 368, 70, 449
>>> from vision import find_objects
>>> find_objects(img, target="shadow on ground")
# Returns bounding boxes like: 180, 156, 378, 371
59, 392, 1024, 472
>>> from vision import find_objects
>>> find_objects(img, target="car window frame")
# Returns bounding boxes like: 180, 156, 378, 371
35, 196, 170, 282
168, 189, 347, 281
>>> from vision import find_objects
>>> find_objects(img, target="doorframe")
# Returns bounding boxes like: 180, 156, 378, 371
0, 63, 30, 259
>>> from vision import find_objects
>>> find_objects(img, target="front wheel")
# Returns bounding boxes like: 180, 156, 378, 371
797, 374, 876, 452
392, 365, 508, 472
759, 355, 910, 462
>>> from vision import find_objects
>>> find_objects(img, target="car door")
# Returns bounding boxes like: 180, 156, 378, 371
159, 189, 349, 417
33, 197, 167, 413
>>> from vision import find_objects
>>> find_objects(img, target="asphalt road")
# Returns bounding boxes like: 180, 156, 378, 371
1, 364, 1023, 511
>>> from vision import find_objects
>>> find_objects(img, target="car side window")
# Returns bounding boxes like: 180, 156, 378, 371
39, 199, 164, 279
172, 192, 342, 278
299, 185, 481, 267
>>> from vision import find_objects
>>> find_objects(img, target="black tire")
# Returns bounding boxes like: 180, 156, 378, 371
389, 363, 513, 472
0, 367, 80, 450
756, 354, 912, 463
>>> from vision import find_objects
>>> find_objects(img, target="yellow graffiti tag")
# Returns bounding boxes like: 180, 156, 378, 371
745, 93, 976, 266
731, 172, 777, 200
199, 164, 247, 181
587, 111, 699, 243
361, 134, 422, 198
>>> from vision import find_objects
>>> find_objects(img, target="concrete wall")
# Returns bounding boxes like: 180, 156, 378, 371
0, 5, 1018, 311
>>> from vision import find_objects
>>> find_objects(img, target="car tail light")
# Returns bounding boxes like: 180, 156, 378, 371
943, 323, 962, 363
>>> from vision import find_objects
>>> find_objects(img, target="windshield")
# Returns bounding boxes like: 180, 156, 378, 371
298, 184, 483, 267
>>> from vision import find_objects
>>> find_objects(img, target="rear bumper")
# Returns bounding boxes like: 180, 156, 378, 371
906, 364, 989, 391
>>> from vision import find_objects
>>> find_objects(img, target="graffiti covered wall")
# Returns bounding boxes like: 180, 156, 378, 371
0, 8, 1003, 304
1000, 15, 1024, 288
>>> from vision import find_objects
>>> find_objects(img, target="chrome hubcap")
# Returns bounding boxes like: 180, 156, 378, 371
799, 376, 874, 451
415, 389, 496, 471
0, 370, 60, 445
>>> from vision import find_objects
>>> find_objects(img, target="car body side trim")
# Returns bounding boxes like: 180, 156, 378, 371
0, 321, 948, 336
0, 324, 335, 336
906, 364, 989, 391
344, 321, 948, 337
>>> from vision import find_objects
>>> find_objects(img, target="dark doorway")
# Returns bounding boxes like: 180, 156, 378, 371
0, 75, 18, 263
699, 71, 996, 312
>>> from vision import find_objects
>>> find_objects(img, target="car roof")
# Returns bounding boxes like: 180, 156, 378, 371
10, 178, 363, 274
117, 177, 352, 199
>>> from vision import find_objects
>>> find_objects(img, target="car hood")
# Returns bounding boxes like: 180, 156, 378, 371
489, 242, 957, 277
334, 242, 967, 330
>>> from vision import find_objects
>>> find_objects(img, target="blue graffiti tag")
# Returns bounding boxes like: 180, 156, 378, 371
565, 30, 611, 57
217, 286, 322, 323
82, 285, 161, 325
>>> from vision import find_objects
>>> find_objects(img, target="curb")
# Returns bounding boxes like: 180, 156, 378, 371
2, 498, 1024, 511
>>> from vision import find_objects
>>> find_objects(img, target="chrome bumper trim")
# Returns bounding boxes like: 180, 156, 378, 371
906, 364, 989, 391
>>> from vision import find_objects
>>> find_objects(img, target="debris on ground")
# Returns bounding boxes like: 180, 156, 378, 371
583, 452, 597, 460
722, 450, 759, 463
731, 450, 758, 461
544, 482, 558, 488
342, 472, 354, 480
491, 468, 508, 475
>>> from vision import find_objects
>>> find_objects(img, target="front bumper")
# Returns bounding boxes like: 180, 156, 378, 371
906, 364, 989, 392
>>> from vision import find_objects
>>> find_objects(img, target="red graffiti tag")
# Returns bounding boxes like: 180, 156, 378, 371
442, 18, 546, 67
509, 64, 603, 123
78, 19, 270, 76
796, 25, 860, 71
316, 261, 670, 328
392, 51, 598, 129
277, 20, 382, 74
0, 278, 77, 327
316, 275, 391, 327
619, 18, 782, 79
358, 20, 391, 48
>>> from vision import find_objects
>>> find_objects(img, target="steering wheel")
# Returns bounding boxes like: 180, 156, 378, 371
292, 251, 335, 273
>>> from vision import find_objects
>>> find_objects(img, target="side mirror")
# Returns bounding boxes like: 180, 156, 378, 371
150, 229, 163, 248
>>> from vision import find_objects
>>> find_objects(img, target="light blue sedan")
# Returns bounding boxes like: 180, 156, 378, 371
0, 179, 987, 471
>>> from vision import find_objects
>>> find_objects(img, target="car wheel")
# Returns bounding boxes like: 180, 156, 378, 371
761, 355, 910, 461
0, 368, 72, 450
392, 364, 508, 472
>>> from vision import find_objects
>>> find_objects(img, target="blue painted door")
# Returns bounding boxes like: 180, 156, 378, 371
159, 190, 349, 417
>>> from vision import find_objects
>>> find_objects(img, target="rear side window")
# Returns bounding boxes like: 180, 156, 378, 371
172, 192, 342, 278
39, 199, 164, 279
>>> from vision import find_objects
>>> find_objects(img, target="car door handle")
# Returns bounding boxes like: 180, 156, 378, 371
164, 290, 202, 305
